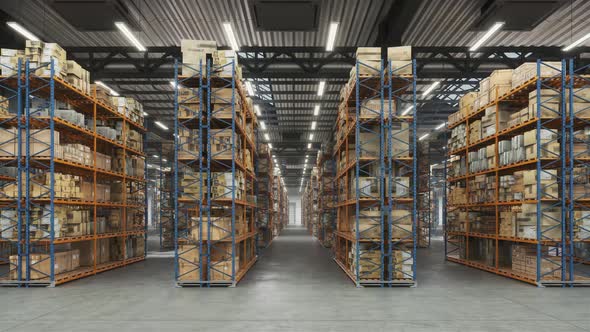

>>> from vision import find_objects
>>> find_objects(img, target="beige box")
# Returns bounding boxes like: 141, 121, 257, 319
387, 46, 412, 61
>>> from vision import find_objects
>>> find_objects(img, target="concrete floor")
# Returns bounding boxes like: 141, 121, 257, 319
0, 225, 589, 331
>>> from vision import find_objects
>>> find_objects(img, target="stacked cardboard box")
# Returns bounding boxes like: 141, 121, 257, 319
391, 209, 412, 239
92, 83, 114, 108
24, 41, 67, 78
212, 50, 240, 78
65, 60, 90, 94
448, 155, 466, 178
524, 129, 559, 160
448, 186, 467, 205
391, 249, 413, 279
511, 244, 562, 279
10, 249, 80, 280
350, 244, 381, 279
470, 211, 496, 234
499, 209, 517, 237
178, 87, 200, 117
498, 135, 525, 166
178, 245, 202, 280
468, 175, 495, 204
387, 46, 413, 75
178, 128, 200, 159
0, 48, 25, 76
529, 89, 561, 118
511, 62, 562, 88
515, 203, 562, 239
126, 128, 143, 151
211, 171, 245, 200
447, 211, 472, 232
468, 144, 495, 173
210, 129, 242, 159
449, 124, 466, 151
181, 39, 217, 76
469, 119, 481, 143
353, 47, 381, 76
489, 69, 513, 101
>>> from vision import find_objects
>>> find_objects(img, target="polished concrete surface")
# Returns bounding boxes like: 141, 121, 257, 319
0, 225, 589, 331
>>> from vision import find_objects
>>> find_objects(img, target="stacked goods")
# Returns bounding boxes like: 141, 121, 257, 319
511, 62, 562, 88
499, 209, 517, 237
476, 77, 490, 109
448, 185, 467, 205
0, 97, 9, 116
126, 128, 143, 151
350, 244, 381, 279
34, 206, 99, 238
180, 169, 203, 199
350, 176, 379, 198
177, 87, 200, 117
387, 46, 413, 75
92, 83, 114, 108
468, 144, 495, 173
488, 69, 513, 101
468, 175, 495, 204
111, 97, 145, 124
447, 211, 475, 232
210, 129, 243, 159
469, 210, 496, 234
391, 209, 412, 238
180, 39, 217, 76
177, 128, 200, 159
566, 87, 590, 118
388, 122, 410, 157
529, 89, 561, 118
0, 127, 18, 157
353, 47, 381, 76
449, 124, 466, 151
391, 249, 413, 279
515, 203, 562, 239
25, 41, 67, 78
211, 171, 246, 200
499, 174, 521, 201
572, 167, 590, 199
524, 129, 559, 160
65, 60, 90, 94
498, 135, 525, 166
0, 48, 25, 76
573, 210, 590, 240
511, 244, 562, 279
212, 50, 240, 78
10, 249, 80, 279
177, 245, 202, 281
469, 119, 481, 142
572, 127, 590, 158
350, 209, 381, 239
448, 155, 466, 178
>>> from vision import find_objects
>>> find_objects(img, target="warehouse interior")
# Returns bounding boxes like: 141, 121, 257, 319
1, 0, 590, 331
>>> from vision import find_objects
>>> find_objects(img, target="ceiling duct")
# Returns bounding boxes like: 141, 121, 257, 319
249, 0, 320, 31
49, 0, 140, 31
472, 0, 568, 31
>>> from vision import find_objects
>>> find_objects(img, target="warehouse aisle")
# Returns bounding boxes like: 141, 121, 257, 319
1, 229, 590, 331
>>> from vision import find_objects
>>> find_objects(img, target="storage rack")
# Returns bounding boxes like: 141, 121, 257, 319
317, 150, 336, 248
0, 60, 24, 276
273, 174, 286, 235
308, 167, 319, 236
417, 143, 432, 248
333, 58, 417, 287
1, 59, 147, 286
256, 143, 274, 248
445, 60, 588, 286
567, 58, 590, 285
174, 59, 258, 287
158, 157, 174, 250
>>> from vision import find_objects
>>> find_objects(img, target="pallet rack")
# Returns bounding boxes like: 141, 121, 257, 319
317, 149, 336, 248
417, 143, 432, 248
308, 167, 319, 236
158, 158, 174, 250
445, 60, 590, 286
256, 143, 274, 248
333, 58, 417, 287
273, 174, 287, 235
174, 59, 258, 287
567, 58, 590, 285
1, 59, 147, 286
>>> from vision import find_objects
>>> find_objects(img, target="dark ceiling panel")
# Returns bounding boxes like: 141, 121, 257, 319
250, 0, 320, 31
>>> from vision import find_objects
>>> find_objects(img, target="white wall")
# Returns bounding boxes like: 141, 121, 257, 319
288, 193, 302, 225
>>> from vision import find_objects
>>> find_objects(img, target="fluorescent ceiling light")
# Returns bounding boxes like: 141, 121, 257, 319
401, 106, 413, 116
308, 143, 312, 149
153, 155, 159, 158
115, 22, 146, 52
254, 105, 261, 116
311, 121, 317, 130
435, 122, 446, 130
313, 105, 320, 116
170, 81, 176, 88
469, 22, 504, 51
260, 121, 267, 130
309, 133, 314, 141
326, 22, 339, 51
268, 143, 273, 149
421, 81, 440, 97
264, 133, 270, 141
95, 81, 119, 96
7, 22, 40, 41
162, 158, 167, 162
419, 133, 429, 141
143, 112, 148, 116
222, 22, 239, 51
563, 32, 590, 51
317, 81, 326, 96
154, 121, 168, 130
245, 81, 255, 96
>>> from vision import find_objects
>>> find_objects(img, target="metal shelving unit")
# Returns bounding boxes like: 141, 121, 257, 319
1, 59, 147, 286
445, 60, 588, 286
256, 143, 274, 248
333, 58, 417, 287
174, 59, 258, 287
317, 150, 336, 248
567, 58, 590, 285
158, 157, 174, 250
